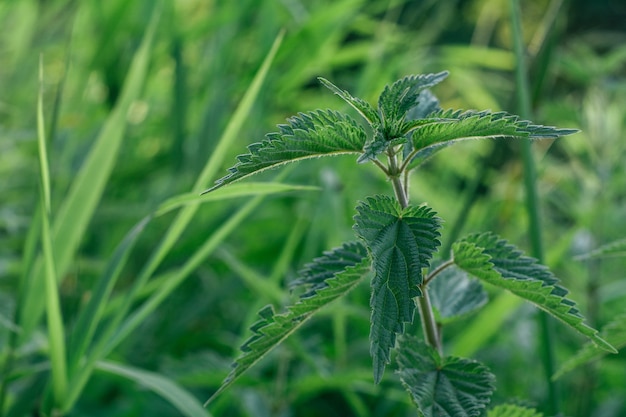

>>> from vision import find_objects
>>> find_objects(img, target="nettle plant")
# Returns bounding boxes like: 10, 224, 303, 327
204, 72, 616, 414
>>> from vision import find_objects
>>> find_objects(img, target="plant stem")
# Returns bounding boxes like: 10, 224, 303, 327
416, 287, 442, 354
510, 0, 560, 414
387, 153, 441, 354
424, 259, 455, 286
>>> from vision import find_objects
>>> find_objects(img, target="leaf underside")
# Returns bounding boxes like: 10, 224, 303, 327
397, 335, 495, 417
353, 195, 441, 383
428, 263, 488, 325
207, 242, 370, 403
205, 109, 367, 193
452, 232, 616, 353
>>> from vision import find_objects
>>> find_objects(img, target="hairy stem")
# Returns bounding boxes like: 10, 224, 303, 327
387, 152, 441, 354
424, 259, 455, 286
372, 158, 390, 176
417, 289, 441, 353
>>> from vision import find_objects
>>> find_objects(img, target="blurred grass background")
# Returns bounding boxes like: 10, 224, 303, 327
1, 0, 625, 416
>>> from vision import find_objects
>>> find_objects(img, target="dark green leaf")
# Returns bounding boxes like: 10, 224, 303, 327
206, 243, 371, 403
290, 241, 368, 297
408, 109, 578, 169
428, 263, 488, 325
205, 109, 367, 192
397, 336, 495, 417
378, 72, 449, 126
353, 195, 441, 383
487, 404, 543, 417
554, 311, 626, 379
452, 232, 616, 353
318, 77, 380, 125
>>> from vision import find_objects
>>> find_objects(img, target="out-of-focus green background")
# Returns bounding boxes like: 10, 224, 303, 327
1, 0, 625, 416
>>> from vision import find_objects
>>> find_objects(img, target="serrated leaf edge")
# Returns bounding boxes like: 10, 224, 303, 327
205, 249, 371, 404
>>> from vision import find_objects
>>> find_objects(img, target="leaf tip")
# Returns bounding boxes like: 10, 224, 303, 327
200, 183, 222, 195
595, 337, 618, 354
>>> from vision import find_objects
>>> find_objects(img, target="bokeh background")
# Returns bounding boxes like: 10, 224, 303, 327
1, 0, 625, 416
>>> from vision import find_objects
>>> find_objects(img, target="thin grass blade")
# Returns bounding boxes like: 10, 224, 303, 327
67, 216, 152, 382
37, 55, 68, 409
19, 2, 161, 342
96, 361, 212, 417
134, 30, 284, 292
155, 182, 318, 217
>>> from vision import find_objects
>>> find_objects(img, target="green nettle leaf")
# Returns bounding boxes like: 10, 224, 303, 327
353, 195, 441, 383
397, 336, 495, 417
487, 404, 543, 417
428, 263, 488, 325
452, 232, 616, 353
206, 243, 370, 403
205, 109, 367, 192
290, 241, 369, 297
554, 311, 626, 379
378, 72, 449, 127
407, 109, 578, 170
318, 77, 380, 125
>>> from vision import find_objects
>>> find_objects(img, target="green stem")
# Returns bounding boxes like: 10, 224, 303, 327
417, 287, 441, 354
388, 153, 441, 354
424, 259, 455, 286
510, 0, 560, 414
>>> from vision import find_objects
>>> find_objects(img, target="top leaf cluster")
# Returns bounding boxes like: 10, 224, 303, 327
205, 71, 577, 193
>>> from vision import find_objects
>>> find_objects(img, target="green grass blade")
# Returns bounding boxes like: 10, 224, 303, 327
65, 33, 286, 396
217, 250, 284, 304
0, 204, 43, 415
66, 182, 313, 392
65, 190, 272, 410
19, 2, 161, 342
37, 56, 68, 410
66, 216, 151, 382
107, 193, 268, 354
96, 361, 212, 417
154, 182, 319, 217
135, 29, 285, 289
37, 57, 51, 212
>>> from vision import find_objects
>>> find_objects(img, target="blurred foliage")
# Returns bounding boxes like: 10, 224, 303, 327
1, 0, 625, 416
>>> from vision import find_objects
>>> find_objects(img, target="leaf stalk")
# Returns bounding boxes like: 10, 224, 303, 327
424, 259, 455, 286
